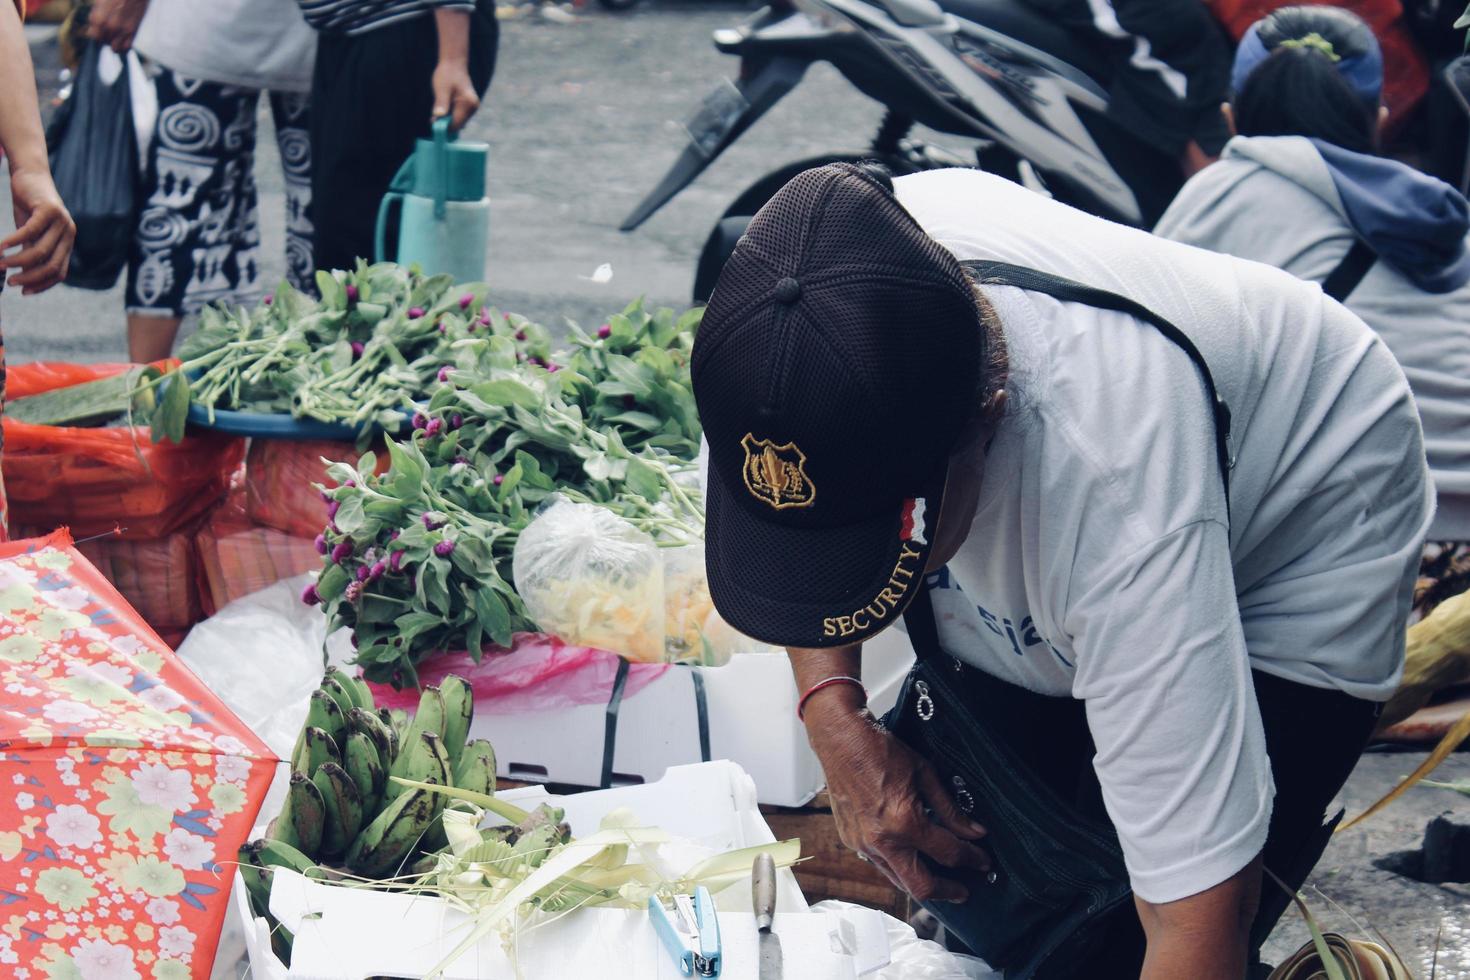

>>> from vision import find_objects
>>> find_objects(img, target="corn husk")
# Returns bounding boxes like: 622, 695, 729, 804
1377, 589, 1470, 732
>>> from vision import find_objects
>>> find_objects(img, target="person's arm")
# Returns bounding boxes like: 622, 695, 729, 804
432, 7, 481, 130
87, 0, 150, 52
1136, 857, 1261, 980
793, 643, 990, 902
0, 0, 74, 294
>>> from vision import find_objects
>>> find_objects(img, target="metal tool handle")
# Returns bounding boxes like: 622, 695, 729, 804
752, 853, 776, 931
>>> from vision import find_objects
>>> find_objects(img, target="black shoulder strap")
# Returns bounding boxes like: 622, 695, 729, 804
1321, 240, 1377, 303
962, 259, 1233, 511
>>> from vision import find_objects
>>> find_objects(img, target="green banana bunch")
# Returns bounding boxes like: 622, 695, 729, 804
313, 762, 364, 859
322, 666, 372, 715
305, 690, 347, 747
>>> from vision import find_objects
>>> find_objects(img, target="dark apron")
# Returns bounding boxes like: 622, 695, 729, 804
880, 260, 1233, 978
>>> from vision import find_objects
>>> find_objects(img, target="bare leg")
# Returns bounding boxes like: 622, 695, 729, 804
127, 313, 182, 363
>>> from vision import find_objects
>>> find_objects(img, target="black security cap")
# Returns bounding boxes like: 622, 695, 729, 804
692, 164, 982, 649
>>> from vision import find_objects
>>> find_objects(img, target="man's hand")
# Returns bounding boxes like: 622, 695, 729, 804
432, 9, 480, 131
1, 168, 75, 295
87, 0, 150, 53
794, 648, 989, 903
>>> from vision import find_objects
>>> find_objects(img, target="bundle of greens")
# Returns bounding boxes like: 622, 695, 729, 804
309, 300, 706, 686
145, 264, 532, 439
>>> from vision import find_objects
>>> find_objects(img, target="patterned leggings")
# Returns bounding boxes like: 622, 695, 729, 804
126, 67, 314, 317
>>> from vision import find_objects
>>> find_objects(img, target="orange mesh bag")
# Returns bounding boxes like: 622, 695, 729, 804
197, 489, 323, 616
14, 514, 210, 646
244, 437, 388, 538
2, 362, 245, 539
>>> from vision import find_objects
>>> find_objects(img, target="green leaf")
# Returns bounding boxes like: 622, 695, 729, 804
395, 611, 447, 643
155, 371, 190, 445
470, 378, 542, 411
603, 410, 662, 432
473, 588, 513, 648
334, 495, 367, 534
316, 270, 347, 308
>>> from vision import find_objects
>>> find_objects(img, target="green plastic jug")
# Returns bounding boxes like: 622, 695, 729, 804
374, 118, 489, 282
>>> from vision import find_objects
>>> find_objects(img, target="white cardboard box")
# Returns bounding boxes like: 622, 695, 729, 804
473, 626, 915, 806
237, 761, 891, 979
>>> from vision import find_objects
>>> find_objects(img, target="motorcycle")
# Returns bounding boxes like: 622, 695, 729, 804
620, 0, 1184, 301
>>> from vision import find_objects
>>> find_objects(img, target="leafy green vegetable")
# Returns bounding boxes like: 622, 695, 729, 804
310, 298, 706, 686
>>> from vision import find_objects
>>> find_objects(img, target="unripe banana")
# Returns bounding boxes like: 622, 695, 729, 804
382, 707, 410, 744
270, 772, 326, 858
293, 726, 340, 779
348, 707, 397, 765
402, 685, 447, 753
385, 731, 449, 805
438, 675, 474, 770
313, 762, 363, 859
344, 788, 436, 878
306, 690, 347, 748
453, 739, 497, 796
344, 732, 385, 817
323, 667, 367, 712
343, 673, 376, 712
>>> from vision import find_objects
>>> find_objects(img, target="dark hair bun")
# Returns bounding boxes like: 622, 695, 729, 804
1257, 5, 1376, 59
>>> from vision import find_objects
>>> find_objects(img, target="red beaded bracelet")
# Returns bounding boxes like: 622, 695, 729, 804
797, 675, 866, 722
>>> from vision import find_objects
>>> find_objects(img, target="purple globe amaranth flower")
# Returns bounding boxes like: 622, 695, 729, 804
370, 560, 387, 580
301, 583, 321, 606
314, 533, 328, 555
597, 324, 611, 339
344, 479, 356, 488
345, 284, 359, 303
467, 322, 477, 334
345, 581, 363, 603
437, 366, 451, 383
413, 413, 429, 431
408, 306, 426, 319
264, 296, 273, 306
433, 539, 456, 558
459, 292, 474, 310
350, 341, 365, 359
450, 413, 463, 430
438, 322, 447, 335
452, 455, 470, 465
514, 329, 526, 341
355, 565, 370, 583
422, 513, 443, 531
331, 541, 354, 563
319, 488, 332, 503
493, 473, 504, 486
424, 417, 443, 438
546, 362, 561, 373
389, 550, 405, 572
326, 499, 341, 520
389, 529, 400, 541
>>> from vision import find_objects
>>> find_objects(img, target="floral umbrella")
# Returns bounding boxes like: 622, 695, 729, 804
0, 530, 276, 979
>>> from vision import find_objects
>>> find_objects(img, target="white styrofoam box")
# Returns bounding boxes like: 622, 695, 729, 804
237, 761, 891, 979
471, 625, 915, 806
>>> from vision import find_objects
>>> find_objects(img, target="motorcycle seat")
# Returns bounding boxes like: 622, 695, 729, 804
935, 0, 1111, 88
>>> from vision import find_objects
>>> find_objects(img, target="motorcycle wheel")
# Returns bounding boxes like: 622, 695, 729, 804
692, 152, 921, 303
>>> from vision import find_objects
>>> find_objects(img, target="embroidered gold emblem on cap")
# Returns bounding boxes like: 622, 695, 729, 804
741, 434, 816, 510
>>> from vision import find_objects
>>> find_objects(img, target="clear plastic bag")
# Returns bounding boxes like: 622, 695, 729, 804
512, 498, 666, 663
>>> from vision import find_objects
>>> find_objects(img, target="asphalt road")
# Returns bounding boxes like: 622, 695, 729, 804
1, 3, 958, 361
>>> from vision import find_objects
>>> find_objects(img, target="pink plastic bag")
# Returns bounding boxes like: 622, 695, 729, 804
365, 632, 670, 713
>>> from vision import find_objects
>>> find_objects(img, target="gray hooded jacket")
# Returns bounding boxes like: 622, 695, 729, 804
1157, 135, 1470, 540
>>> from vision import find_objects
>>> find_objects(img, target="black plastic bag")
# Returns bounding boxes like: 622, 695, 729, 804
45, 40, 138, 290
